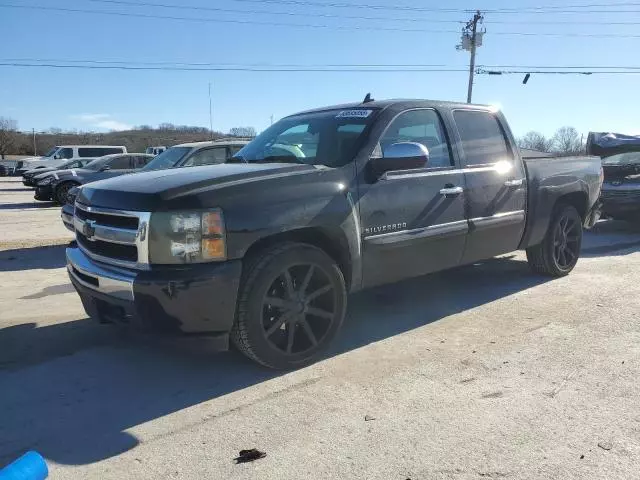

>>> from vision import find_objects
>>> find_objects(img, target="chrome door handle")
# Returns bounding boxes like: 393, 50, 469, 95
504, 179, 524, 187
439, 186, 464, 196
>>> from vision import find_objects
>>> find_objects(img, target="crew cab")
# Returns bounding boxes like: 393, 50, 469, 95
65, 99, 603, 369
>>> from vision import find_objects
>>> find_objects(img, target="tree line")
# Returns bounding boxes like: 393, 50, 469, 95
517, 126, 586, 156
0, 117, 257, 158
1, 115, 587, 159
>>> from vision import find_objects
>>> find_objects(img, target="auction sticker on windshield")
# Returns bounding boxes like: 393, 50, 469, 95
335, 110, 373, 118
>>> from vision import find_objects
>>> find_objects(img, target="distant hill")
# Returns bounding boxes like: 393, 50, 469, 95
10, 125, 235, 155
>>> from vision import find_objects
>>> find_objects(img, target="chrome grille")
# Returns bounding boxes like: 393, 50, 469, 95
74, 202, 151, 270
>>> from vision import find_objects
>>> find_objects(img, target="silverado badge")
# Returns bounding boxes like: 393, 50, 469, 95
83, 220, 97, 240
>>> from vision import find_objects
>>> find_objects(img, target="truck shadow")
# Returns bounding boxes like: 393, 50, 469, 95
0, 255, 550, 467
0, 245, 68, 272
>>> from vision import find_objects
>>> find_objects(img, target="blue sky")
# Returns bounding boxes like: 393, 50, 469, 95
1, 0, 639, 138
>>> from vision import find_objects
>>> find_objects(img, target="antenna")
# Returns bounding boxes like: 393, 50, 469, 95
363, 93, 374, 103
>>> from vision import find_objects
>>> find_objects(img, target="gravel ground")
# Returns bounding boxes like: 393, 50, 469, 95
1, 176, 640, 479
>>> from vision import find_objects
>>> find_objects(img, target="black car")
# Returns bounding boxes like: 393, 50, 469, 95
23, 159, 95, 187
34, 153, 154, 204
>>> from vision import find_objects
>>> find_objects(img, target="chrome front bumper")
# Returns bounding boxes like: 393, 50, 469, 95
66, 247, 135, 301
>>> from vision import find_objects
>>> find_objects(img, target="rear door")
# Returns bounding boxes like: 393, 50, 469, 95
451, 109, 527, 264
358, 108, 468, 288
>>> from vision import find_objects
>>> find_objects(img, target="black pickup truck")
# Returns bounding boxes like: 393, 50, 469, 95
65, 99, 603, 369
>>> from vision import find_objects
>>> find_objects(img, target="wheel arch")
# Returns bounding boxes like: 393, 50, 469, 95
242, 227, 354, 291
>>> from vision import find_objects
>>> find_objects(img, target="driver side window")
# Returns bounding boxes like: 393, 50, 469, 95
380, 109, 453, 168
182, 147, 227, 167
58, 148, 74, 160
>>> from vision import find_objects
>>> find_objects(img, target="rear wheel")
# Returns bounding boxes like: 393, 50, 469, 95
231, 242, 347, 369
55, 181, 77, 205
526, 204, 583, 277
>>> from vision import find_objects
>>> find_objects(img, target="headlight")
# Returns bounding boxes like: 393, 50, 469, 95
38, 177, 54, 186
148, 209, 226, 264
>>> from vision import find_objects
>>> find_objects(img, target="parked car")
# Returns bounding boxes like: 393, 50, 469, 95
34, 153, 153, 204
22, 159, 96, 187
587, 132, 640, 221
65, 98, 603, 369
140, 139, 249, 172
17, 145, 127, 174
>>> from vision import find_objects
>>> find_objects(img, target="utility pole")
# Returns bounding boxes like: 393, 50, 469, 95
32, 128, 37, 155
457, 10, 484, 104
208, 82, 214, 140
270, 114, 274, 126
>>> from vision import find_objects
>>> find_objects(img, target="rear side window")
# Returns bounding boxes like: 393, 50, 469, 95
78, 147, 124, 157
453, 110, 512, 166
107, 156, 132, 170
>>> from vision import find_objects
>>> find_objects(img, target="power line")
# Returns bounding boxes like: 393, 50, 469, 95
82, 0, 640, 25
4, 58, 640, 70
3, 4, 640, 37
1, 62, 639, 75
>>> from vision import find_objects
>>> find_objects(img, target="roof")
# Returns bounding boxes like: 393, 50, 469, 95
290, 98, 493, 117
173, 139, 251, 148
54, 145, 126, 148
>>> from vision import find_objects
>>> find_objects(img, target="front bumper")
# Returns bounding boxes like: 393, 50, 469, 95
66, 247, 242, 342
34, 184, 53, 200
61, 204, 74, 232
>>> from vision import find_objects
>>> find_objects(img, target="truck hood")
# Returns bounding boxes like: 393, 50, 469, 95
78, 163, 320, 211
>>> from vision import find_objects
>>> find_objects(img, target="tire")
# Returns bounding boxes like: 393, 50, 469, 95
231, 242, 347, 369
55, 181, 77, 205
526, 204, 583, 277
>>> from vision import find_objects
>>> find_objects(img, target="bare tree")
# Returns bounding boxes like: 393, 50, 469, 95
551, 126, 583, 155
518, 131, 552, 152
0, 117, 18, 159
229, 126, 257, 138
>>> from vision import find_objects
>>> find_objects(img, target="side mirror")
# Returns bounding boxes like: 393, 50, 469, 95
100, 165, 111, 172
368, 142, 429, 179
53, 154, 61, 160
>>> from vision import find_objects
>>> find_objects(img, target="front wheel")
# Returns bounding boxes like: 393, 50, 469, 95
526, 204, 583, 277
231, 243, 347, 369
55, 181, 77, 205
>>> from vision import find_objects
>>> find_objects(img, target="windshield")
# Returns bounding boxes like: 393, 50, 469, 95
602, 152, 640, 165
141, 147, 191, 171
43, 147, 59, 158
234, 109, 378, 167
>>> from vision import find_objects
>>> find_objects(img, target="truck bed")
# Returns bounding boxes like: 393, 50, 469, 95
519, 155, 602, 249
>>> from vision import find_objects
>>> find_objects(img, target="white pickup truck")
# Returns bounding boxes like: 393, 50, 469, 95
17, 145, 127, 174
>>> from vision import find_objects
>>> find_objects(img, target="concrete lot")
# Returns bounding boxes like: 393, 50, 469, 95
1, 176, 640, 479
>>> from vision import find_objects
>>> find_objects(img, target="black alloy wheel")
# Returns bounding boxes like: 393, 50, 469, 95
232, 243, 347, 369
552, 212, 580, 270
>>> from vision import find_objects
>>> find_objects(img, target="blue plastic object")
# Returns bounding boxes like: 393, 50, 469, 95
0, 452, 48, 480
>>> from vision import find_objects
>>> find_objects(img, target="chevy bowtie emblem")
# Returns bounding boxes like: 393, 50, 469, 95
83, 220, 97, 240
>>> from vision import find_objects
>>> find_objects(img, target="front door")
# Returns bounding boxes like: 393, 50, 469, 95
357, 108, 468, 288
95, 155, 136, 180
451, 109, 527, 264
